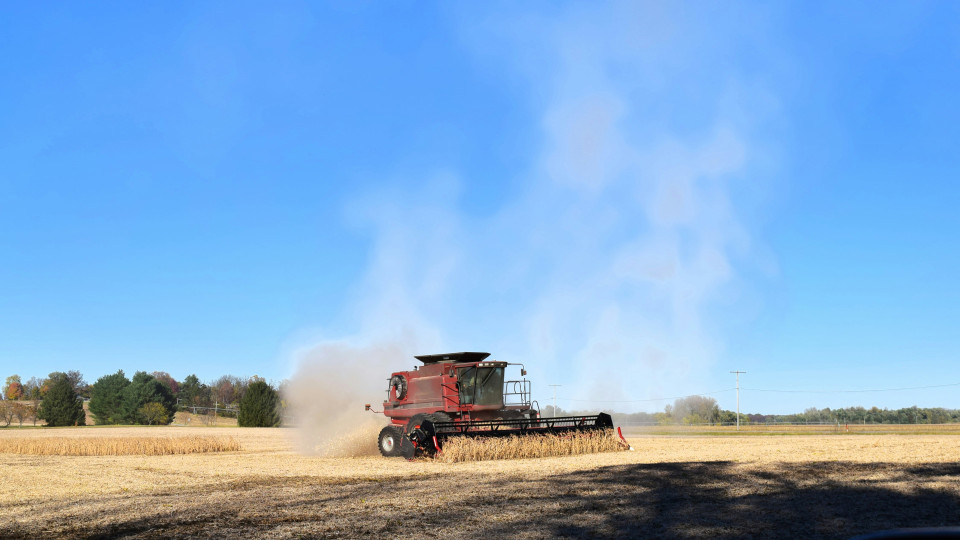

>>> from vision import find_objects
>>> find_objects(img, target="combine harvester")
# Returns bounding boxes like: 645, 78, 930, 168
365, 352, 631, 458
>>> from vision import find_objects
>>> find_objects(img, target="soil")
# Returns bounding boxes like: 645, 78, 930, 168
2, 427, 959, 539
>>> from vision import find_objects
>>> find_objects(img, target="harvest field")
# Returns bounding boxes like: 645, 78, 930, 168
2, 426, 960, 538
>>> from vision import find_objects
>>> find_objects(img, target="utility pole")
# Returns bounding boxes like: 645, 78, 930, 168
730, 371, 746, 431
548, 384, 561, 417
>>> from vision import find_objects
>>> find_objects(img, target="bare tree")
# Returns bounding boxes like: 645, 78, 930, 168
12, 402, 29, 427
65, 370, 89, 398
0, 402, 12, 427
25, 402, 38, 426
23, 377, 42, 400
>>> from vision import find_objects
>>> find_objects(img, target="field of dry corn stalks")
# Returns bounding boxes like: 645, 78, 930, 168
0, 435, 240, 456
3, 425, 960, 538
436, 430, 626, 462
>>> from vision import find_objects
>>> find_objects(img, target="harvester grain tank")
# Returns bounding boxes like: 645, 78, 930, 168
366, 352, 623, 458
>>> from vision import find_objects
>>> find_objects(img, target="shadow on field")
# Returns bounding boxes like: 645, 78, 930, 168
469, 461, 960, 539
7, 461, 960, 539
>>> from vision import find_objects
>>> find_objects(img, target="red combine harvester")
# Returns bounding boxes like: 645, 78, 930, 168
365, 352, 616, 458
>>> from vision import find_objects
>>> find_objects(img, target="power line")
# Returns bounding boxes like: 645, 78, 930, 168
550, 379, 960, 406
743, 381, 960, 394
555, 387, 736, 403
548, 384, 561, 417
731, 371, 746, 431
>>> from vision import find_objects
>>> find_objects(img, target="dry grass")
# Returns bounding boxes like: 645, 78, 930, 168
436, 430, 627, 463
3, 427, 960, 538
0, 435, 240, 456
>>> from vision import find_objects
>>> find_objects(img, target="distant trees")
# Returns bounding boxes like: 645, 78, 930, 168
0, 399, 38, 427
64, 370, 90, 399
739, 406, 960, 425
1, 401, 35, 427
140, 402, 170, 425
277, 379, 290, 419
178, 374, 209, 408
89, 370, 178, 425
37, 374, 85, 426
606, 402, 960, 427
10, 401, 35, 427
212, 375, 250, 415
89, 370, 131, 425
238, 380, 281, 427
151, 372, 180, 396
609, 400, 960, 427
0, 402, 12, 426
31, 371, 89, 400
4, 375, 23, 400
928, 408, 951, 424
2, 369, 294, 428
670, 396, 721, 425
22, 377, 42, 400
541, 405, 565, 417
11, 402, 27, 427
120, 372, 177, 426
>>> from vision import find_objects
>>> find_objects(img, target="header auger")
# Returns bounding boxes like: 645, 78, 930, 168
365, 352, 627, 458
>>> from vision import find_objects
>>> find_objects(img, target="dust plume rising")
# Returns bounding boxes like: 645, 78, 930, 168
288, 3, 778, 425
286, 340, 411, 457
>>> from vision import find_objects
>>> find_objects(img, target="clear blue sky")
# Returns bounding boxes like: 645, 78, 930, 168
2, 2, 958, 414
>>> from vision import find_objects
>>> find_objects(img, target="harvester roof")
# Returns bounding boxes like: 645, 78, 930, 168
414, 352, 491, 364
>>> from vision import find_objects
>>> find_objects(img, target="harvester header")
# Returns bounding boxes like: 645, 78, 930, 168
367, 351, 627, 458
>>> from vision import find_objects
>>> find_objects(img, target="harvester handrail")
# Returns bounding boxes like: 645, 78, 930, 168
503, 379, 532, 408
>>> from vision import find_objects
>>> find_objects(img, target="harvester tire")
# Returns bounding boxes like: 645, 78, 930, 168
406, 413, 430, 435
378, 425, 404, 458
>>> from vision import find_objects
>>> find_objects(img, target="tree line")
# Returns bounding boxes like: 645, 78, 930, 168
1, 371, 284, 428
546, 396, 960, 426
0, 372, 86, 427
749, 405, 960, 425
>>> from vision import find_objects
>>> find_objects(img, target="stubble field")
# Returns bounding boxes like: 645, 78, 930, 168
2, 426, 960, 539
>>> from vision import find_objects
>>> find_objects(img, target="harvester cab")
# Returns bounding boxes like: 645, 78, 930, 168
369, 352, 619, 458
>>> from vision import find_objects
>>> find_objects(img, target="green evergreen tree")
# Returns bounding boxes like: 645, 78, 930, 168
89, 370, 131, 425
120, 371, 177, 425
179, 374, 202, 406
37, 374, 85, 427
238, 380, 280, 427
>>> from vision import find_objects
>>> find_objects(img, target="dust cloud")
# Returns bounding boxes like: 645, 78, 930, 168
288, 4, 775, 425
285, 340, 412, 457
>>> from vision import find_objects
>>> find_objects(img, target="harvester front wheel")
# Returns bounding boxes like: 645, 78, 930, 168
378, 426, 404, 458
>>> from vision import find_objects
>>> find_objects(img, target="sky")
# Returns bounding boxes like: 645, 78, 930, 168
2, 2, 959, 415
